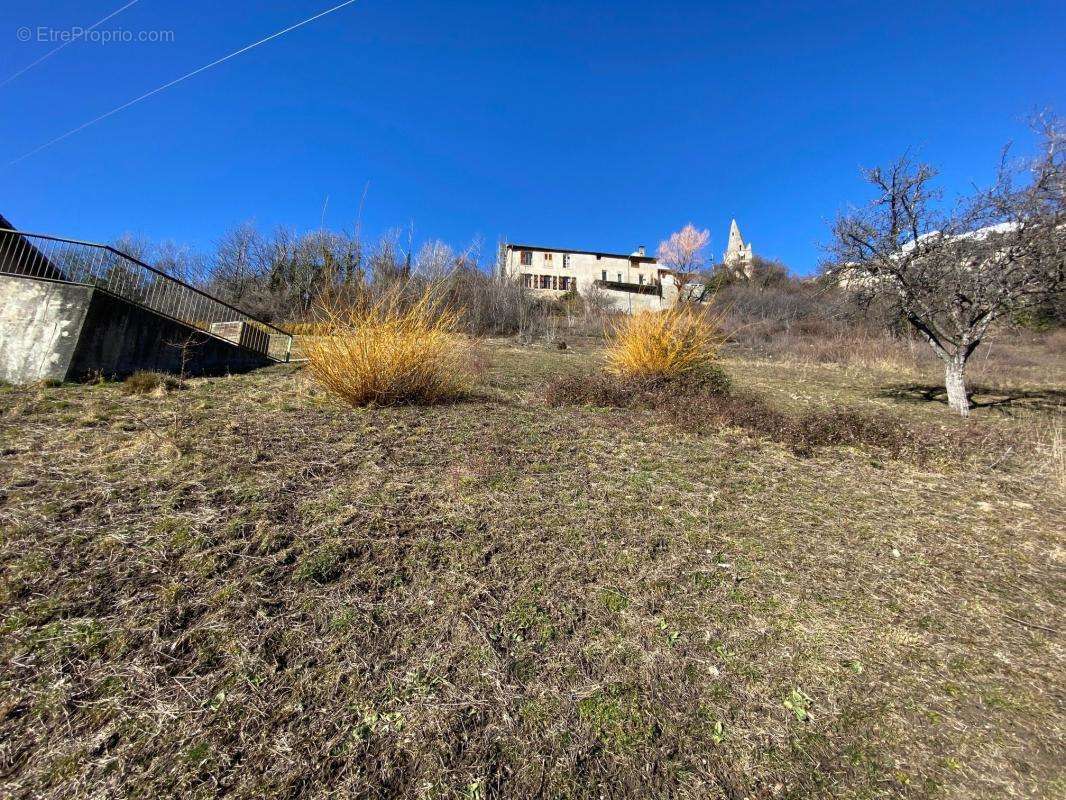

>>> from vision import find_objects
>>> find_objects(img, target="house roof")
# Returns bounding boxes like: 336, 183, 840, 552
506, 243, 659, 264
898, 222, 1020, 254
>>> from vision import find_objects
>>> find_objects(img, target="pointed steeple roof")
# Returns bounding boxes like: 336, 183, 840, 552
727, 219, 744, 250
724, 218, 748, 263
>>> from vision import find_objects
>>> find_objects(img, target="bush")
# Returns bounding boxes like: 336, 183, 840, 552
606, 307, 725, 381
443, 267, 540, 336
122, 371, 180, 395
546, 370, 998, 462
302, 284, 475, 407
283, 322, 331, 336
680, 394, 913, 457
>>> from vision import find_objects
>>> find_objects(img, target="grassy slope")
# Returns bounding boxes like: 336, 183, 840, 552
0, 341, 1062, 799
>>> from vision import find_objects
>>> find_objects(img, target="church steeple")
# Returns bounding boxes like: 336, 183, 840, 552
727, 219, 744, 250
723, 219, 754, 278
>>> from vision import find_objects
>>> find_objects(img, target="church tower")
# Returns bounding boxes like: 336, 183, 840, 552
722, 219, 754, 278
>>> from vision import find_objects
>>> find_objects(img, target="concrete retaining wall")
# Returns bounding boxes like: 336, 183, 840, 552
67, 289, 274, 380
0, 273, 274, 384
0, 276, 92, 383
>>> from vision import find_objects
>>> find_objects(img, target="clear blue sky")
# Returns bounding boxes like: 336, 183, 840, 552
2, 1, 1063, 274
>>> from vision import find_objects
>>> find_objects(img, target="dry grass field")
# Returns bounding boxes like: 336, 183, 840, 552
0, 336, 1063, 798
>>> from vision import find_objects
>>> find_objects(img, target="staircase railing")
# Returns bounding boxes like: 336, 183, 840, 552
0, 228, 292, 361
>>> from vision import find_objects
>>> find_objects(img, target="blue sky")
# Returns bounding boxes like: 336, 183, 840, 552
2, 1, 1063, 274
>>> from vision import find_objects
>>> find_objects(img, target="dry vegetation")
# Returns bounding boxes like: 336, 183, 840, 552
546, 370, 1009, 464
0, 335, 1063, 799
301, 288, 475, 407
605, 306, 725, 382
121, 371, 182, 396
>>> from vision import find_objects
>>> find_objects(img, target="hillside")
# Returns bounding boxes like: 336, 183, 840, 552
1, 338, 1062, 798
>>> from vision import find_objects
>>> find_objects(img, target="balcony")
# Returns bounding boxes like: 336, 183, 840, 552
594, 278, 662, 297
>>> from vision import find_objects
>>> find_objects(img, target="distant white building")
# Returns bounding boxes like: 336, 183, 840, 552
501, 243, 680, 313
836, 221, 1024, 290
722, 219, 754, 278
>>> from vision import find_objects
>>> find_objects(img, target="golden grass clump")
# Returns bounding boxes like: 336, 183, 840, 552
284, 321, 331, 336
302, 286, 474, 406
605, 306, 725, 381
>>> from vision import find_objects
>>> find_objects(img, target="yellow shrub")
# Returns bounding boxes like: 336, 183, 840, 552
302, 287, 474, 406
605, 306, 725, 381
283, 322, 331, 336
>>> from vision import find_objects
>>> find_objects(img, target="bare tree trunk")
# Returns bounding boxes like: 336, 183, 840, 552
944, 355, 970, 416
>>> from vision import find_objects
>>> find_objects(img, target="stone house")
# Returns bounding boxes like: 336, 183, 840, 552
501, 243, 680, 313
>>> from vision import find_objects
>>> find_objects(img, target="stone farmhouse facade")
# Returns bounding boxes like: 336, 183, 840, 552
501, 243, 680, 312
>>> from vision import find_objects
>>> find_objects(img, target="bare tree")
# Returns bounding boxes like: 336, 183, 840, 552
155, 240, 210, 285
826, 115, 1065, 415
413, 239, 456, 281
259, 226, 300, 315
111, 232, 153, 263
367, 229, 407, 287
657, 223, 710, 299
213, 222, 264, 307
581, 281, 614, 322
293, 229, 362, 314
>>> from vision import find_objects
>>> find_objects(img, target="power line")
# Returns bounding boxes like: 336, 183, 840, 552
1, 0, 142, 89
8, 0, 360, 168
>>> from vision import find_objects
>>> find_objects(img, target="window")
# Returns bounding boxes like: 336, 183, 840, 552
638, 274, 645, 285
601, 270, 607, 282
544, 253, 554, 265
520, 250, 533, 266
560, 276, 574, 291
521, 274, 532, 288
617, 272, 622, 282
563, 253, 572, 269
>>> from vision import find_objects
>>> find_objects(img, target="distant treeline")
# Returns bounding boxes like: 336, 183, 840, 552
112, 223, 1064, 339
110, 225, 555, 336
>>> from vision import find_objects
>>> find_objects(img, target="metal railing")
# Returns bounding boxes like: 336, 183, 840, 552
0, 228, 292, 361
